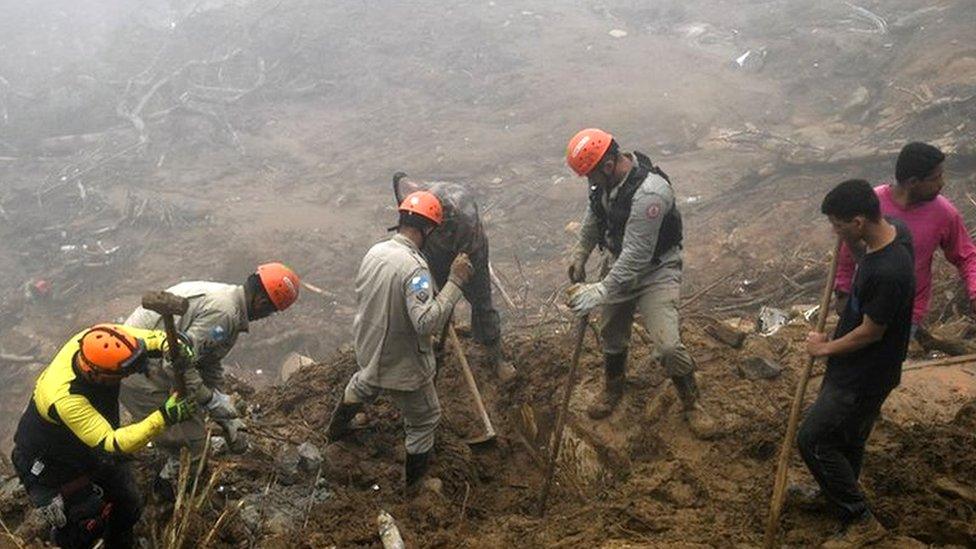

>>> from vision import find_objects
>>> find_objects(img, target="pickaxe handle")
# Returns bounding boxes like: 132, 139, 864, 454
141, 291, 190, 397
160, 313, 187, 396
447, 323, 495, 439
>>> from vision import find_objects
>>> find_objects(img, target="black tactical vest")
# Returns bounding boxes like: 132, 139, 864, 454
588, 151, 683, 261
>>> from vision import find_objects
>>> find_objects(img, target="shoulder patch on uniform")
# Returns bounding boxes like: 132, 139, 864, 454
210, 325, 227, 342
646, 202, 662, 219
409, 274, 432, 302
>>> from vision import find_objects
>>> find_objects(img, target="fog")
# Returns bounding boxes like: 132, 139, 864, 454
1, 0, 974, 459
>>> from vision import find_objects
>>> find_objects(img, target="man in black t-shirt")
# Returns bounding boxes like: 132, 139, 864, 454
800, 179, 915, 547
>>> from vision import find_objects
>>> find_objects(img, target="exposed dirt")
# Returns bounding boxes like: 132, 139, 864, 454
2, 0, 976, 546
112, 321, 974, 548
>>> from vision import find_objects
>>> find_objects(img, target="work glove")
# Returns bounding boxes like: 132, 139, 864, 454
205, 389, 239, 420
217, 417, 250, 453
567, 260, 586, 283
159, 393, 197, 425
566, 282, 608, 316
37, 494, 67, 529
448, 253, 474, 287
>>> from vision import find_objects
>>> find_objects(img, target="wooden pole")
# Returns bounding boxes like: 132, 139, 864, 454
763, 238, 841, 548
537, 313, 589, 517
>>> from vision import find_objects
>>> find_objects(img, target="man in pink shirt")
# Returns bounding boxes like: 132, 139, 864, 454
835, 142, 976, 328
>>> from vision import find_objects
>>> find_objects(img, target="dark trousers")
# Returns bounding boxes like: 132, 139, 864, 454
12, 447, 142, 549
797, 381, 889, 521
425, 242, 500, 345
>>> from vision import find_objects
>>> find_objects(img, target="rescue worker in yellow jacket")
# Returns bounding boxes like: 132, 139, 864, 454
11, 324, 195, 549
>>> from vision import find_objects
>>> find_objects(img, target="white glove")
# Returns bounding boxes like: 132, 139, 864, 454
567, 283, 608, 315
206, 389, 238, 420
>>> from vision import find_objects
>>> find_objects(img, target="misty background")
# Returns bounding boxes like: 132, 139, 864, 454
1, 0, 974, 456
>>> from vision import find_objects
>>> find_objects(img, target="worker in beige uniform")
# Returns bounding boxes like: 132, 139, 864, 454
565, 128, 717, 438
326, 190, 472, 493
120, 263, 300, 496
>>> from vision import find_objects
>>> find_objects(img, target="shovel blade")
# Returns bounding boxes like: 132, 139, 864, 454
463, 432, 497, 449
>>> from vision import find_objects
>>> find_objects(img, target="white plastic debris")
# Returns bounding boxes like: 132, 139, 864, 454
210, 435, 227, 455
802, 305, 820, 322
608, 29, 628, 38
377, 509, 405, 549
732, 48, 767, 71
758, 306, 790, 336
734, 50, 753, 67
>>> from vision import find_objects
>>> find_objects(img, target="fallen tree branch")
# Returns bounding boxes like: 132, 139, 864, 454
301, 281, 339, 299
0, 351, 40, 363
902, 353, 976, 372
680, 272, 734, 311
488, 262, 521, 316
119, 49, 244, 143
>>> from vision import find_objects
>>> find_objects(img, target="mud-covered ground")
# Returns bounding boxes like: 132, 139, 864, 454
5, 320, 962, 547
2, 0, 976, 546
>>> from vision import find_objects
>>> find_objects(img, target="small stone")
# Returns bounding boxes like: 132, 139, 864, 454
210, 436, 228, 456
240, 504, 262, 530
422, 477, 443, 496
564, 221, 582, 235
705, 322, 747, 348
264, 509, 295, 536
352, 412, 369, 427
274, 445, 301, 485
0, 476, 24, 504
608, 29, 628, 38
666, 481, 697, 507
738, 356, 783, 380
279, 352, 314, 384
298, 442, 323, 474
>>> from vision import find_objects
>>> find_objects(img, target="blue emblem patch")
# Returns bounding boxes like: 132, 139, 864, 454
210, 325, 227, 342
410, 274, 431, 293
410, 274, 431, 302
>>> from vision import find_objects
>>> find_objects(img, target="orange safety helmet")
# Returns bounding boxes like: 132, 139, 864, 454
398, 190, 443, 225
77, 324, 147, 382
257, 262, 300, 311
566, 128, 613, 176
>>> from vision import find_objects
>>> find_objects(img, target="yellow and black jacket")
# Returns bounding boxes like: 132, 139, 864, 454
13, 325, 170, 483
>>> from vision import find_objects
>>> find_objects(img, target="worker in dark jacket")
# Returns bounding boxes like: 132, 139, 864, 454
393, 172, 516, 382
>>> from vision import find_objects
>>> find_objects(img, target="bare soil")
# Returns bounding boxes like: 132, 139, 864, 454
2, 0, 976, 546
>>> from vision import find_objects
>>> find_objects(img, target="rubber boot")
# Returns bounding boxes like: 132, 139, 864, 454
152, 455, 181, 503
404, 451, 431, 497
486, 341, 517, 382
325, 401, 363, 442
672, 373, 719, 439
587, 352, 627, 420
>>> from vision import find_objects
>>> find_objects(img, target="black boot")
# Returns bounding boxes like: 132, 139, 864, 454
587, 352, 627, 419
672, 373, 700, 407
672, 373, 718, 439
404, 451, 431, 496
325, 401, 363, 442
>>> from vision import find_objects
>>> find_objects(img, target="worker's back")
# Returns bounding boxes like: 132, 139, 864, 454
353, 234, 436, 392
